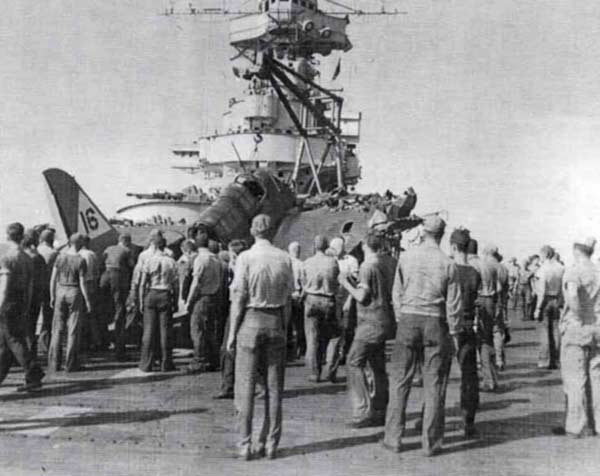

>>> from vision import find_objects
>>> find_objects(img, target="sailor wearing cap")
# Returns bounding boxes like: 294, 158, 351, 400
340, 232, 395, 428
302, 235, 341, 383
383, 215, 462, 456
37, 228, 59, 354
448, 228, 481, 437
559, 236, 600, 437
477, 243, 502, 391
101, 232, 136, 360
185, 231, 223, 373
226, 214, 294, 460
534, 245, 565, 369
490, 249, 510, 371
48, 233, 92, 372
0, 223, 44, 391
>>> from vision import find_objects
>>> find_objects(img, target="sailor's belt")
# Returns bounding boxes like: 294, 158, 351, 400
544, 294, 560, 298
247, 305, 284, 311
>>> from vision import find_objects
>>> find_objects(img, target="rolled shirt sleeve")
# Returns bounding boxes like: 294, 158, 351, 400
192, 254, 205, 278
357, 261, 373, 299
230, 252, 249, 303
286, 260, 295, 301
445, 261, 463, 335
392, 257, 405, 320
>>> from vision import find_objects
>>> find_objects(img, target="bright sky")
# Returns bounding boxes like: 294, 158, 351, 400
1, 0, 599, 261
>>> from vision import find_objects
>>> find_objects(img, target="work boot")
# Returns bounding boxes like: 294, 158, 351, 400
213, 391, 234, 400
326, 371, 338, 384
380, 441, 401, 454
235, 446, 252, 461
17, 380, 43, 392
464, 425, 479, 439
347, 417, 379, 429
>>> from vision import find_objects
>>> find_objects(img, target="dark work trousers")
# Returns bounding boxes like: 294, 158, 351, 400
520, 285, 533, 321
38, 288, 53, 354
304, 294, 340, 380
493, 301, 508, 368
81, 283, 101, 352
0, 308, 44, 385
100, 269, 129, 358
329, 297, 357, 377
215, 293, 228, 360
509, 282, 518, 310
537, 296, 560, 369
455, 330, 479, 427
189, 294, 219, 371
384, 314, 452, 454
347, 334, 388, 422
48, 286, 84, 373
139, 289, 174, 372
287, 296, 305, 360
477, 296, 498, 389
529, 294, 538, 322
26, 291, 42, 360
234, 308, 286, 453
219, 314, 235, 395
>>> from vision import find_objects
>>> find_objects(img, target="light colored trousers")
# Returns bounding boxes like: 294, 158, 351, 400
234, 308, 286, 452
560, 327, 600, 435
384, 314, 452, 454
304, 295, 339, 380
48, 286, 84, 372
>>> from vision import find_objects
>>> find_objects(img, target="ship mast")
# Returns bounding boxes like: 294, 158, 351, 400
164, 1, 404, 195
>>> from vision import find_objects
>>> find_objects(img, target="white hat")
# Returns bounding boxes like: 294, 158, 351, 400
575, 236, 597, 251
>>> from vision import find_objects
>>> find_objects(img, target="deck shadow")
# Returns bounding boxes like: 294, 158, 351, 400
283, 383, 347, 399
498, 369, 555, 380
0, 407, 206, 433
278, 431, 384, 458
279, 410, 564, 459
506, 341, 539, 349
0, 373, 180, 402
495, 378, 562, 394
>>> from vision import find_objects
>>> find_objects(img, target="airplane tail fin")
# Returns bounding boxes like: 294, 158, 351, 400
43, 168, 119, 254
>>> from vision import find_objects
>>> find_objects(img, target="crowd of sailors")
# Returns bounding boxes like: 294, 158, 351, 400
0, 215, 598, 459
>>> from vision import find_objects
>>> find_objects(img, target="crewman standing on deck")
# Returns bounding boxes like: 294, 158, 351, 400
214, 239, 246, 400
37, 229, 58, 354
302, 235, 340, 383
79, 235, 101, 351
534, 245, 564, 369
477, 243, 501, 391
383, 215, 462, 456
559, 236, 600, 438
448, 228, 481, 437
340, 233, 394, 428
101, 233, 135, 358
226, 214, 294, 460
328, 236, 359, 379
492, 249, 509, 371
185, 233, 222, 373
138, 237, 179, 373
0, 223, 44, 391
21, 229, 46, 359
286, 242, 305, 361
48, 233, 92, 373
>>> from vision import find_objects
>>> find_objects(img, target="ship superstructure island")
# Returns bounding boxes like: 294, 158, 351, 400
171, 0, 362, 195
117, 0, 405, 225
